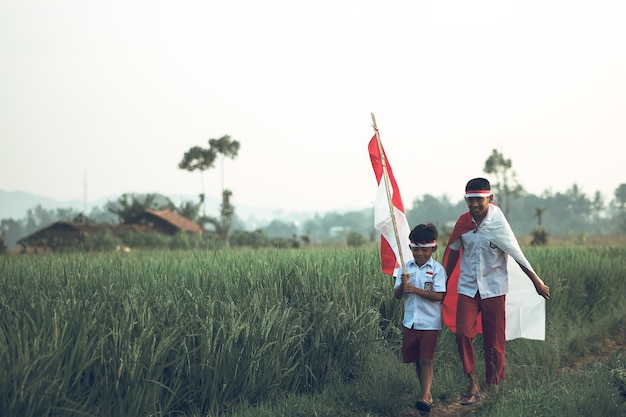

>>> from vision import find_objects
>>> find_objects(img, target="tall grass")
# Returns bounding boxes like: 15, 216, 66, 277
0, 249, 386, 416
1, 245, 625, 416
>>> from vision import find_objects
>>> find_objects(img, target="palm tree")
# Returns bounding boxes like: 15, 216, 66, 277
179, 135, 240, 243
179, 135, 240, 213
483, 149, 524, 218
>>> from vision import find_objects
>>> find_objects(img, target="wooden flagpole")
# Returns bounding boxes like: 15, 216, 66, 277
371, 112, 406, 269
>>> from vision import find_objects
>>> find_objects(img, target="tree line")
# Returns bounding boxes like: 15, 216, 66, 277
1, 143, 625, 252
2, 180, 624, 252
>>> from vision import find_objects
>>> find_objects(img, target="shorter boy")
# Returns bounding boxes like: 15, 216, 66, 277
394, 223, 447, 414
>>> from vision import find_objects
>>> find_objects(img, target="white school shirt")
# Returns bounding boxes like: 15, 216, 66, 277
393, 257, 446, 330
448, 206, 509, 299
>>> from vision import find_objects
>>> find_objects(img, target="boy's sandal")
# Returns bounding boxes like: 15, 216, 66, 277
415, 400, 432, 413
460, 392, 480, 405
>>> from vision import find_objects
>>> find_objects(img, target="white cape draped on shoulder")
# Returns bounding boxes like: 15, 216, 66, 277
477, 205, 545, 340
443, 204, 545, 341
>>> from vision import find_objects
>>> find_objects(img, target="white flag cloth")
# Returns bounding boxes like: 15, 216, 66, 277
374, 180, 411, 276
368, 135, 410, 276
505, 256, 546, 340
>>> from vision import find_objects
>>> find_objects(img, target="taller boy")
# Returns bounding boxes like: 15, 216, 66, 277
443, 178, 550, 404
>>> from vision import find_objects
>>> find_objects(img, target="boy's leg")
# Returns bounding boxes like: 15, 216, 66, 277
418, 330, 439, 403
456, 294, 481, 396
456, 294, 480, 374
481, 295, 506, 386
415, 362, 422, 384
403, 326, 424, 400
418, 358, 433, 402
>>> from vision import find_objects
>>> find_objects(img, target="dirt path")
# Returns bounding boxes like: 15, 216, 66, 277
402, 400, 477, 417
399, 333, 626, 417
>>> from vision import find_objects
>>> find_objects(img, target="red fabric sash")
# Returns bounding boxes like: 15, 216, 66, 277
442, 211, 482, 335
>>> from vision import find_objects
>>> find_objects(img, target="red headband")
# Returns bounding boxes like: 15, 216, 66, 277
409, 240, 437, 248
465, 189, 492, 197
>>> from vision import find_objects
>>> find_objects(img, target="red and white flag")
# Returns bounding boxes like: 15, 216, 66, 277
368, 135, 411, 276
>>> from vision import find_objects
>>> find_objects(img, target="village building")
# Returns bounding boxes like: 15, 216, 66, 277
17, 209, 204, 252
128, 209, 205, 235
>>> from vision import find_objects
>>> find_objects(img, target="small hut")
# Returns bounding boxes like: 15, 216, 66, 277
128, 209, 205, 235
16, 221, 114, 252
17, 209, 204, 252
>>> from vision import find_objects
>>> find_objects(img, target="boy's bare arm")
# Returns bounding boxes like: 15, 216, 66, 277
394, 281, 404, 299
412, 288, 445, 302
517, 262, 551, 300
396, 273, 445, 301
445, 249, 460, 277
394, 273, 409, 299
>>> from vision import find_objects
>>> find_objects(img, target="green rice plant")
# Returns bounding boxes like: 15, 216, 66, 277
0, 248, 388, 416
524, 246, 626, 362
479, 355, 626, 417
1, 245, 625, 417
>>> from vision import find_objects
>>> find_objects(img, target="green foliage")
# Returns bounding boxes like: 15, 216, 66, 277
477, 356, 626, 417
530, 227, 548, 246
262, 219, 298, 239
301, 210, 373, 243
86, 229, 122, 251
268, 236, 299, 248
4, 182, 626, 252
202, 189, 236, 244
167, 230, 205, 250
483, 149, 524, 217
116, 229, 170, 249
106, 193, 161, 224
230, 229, 270, 248
179, 145, 218, 172
346, 231, 367, 247
209, 135, 240, 159
0, 249, 385, 416
611, 356, 626, 402
230, 226, 304, 250
178, 135, 241, 246
178, 135, 241, 174
0, 229, 7, 254
614, 184, 626, 209
169, 195, 204, 222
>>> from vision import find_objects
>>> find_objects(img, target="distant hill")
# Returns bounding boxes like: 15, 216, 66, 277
0, 190, 91, 220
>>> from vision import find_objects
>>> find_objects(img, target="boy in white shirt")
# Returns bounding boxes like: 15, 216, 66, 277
394, 223, 447, 414
443, 177, 550, 404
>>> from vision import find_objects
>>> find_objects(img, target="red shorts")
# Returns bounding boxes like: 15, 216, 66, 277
402, 326, 440, 363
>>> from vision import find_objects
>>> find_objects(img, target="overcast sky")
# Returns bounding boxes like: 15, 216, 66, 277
1, 0, 625, 215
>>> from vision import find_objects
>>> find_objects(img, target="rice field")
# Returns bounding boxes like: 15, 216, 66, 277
1, 245, 625, 417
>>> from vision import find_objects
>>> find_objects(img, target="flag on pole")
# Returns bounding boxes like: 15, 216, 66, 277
368, 135, 411, 276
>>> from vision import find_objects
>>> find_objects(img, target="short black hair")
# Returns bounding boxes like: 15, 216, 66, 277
409, 223, 438, 243
465, 177, 491, 192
